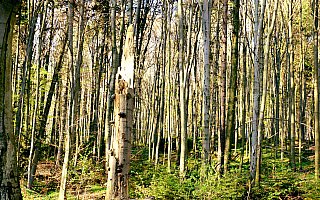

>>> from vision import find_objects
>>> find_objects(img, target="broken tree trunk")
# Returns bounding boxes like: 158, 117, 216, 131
106, 25, 134, 200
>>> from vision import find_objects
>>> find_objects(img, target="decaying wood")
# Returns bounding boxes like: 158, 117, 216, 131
106, 24, 134, 200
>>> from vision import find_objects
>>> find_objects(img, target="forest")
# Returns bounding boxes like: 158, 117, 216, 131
1, 0, 320, 199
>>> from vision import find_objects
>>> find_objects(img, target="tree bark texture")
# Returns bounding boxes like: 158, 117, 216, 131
288, 0, 296, 171
224, 0, 240, 174
251, 0, 266, 184
0, 1, 22, 199
106, 24, 134, 200
314, 0, 319, 179
202, 0, 211, 169
105, 0, 118, 170
218, 0, 228, 175
256, 0, 278, 183
178, 0, 186, 178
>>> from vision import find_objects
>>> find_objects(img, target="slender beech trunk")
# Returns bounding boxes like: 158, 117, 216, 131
224, 0, 240, 174
59, 1, 85, 198
202, 0, 211, 171
27, 2, 47, 188
155, 3, 167, 165
72, 0, 86, 165
288, 0, 296, 171
68, 0, 74, 88
256, 0, 278, 183
178, 0, 186, 178
167, 22, 172, 173
105, 0, 118, 170
239, 1, 248, 170
299, 0, 305, 170
15, 9, 37, 141
275, 29, 281, 160
94, 21, 107, 160
251, 0, 266, 184
56, 80, 68, 167
219, 0, 228, 175
314, 0, 320, 179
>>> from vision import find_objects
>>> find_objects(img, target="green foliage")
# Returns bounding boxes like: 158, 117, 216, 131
69, 153, 105, 187
129, 146, 320, 200
22, 147, 320, 200
301, 179, 320, 199
130, 153, 249, 199
130, 160, 196, 199
192, 169, 248, 199
146, 169, 192, 199
250, 171, 305, 200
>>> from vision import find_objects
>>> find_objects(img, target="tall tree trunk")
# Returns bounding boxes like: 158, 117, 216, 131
202, 0, 211, 171
224, 0, 240, 174
0, 1, 22, 199
94, 21, 107, 160
256, 0, 278, 183
15, 8, 37, 141
155, 2, 167, 165
178, 0, 187, 178
46, 33, 68, 200
71, 0, 86, 165
56, 80, 67, 167
251, 0, 266, 184
27, 2, 47, 188
105, 0, 118, 170
314, 0, 320, 179
288, 0, 296, 172
218, 0, 228, 175
106, 25, 134, 200
239, 26, 247, 172
299, 0, 305, 170
59, 0, 86, 198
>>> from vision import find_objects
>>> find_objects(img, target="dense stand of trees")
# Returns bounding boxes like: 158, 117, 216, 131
1, 0, 320, 199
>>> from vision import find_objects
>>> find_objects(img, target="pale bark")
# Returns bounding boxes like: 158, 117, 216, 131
27, 2, 46, 188
106, 25, 134, 200
314, 0, 320, 179
59, 0, 86, 198
56, 80, 68, 167
155, 3, 167, 165
299, 0, 305, 170
256, 0, 278, 183
288, 0, 296, 171
167, 24, 172, 173
202, 0, 211, 169
34, 30, 67, 199
251, 0, 266, 184
178, 0, 187, 178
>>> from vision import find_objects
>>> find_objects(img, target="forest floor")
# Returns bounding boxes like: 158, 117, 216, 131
21, 145, 320, 199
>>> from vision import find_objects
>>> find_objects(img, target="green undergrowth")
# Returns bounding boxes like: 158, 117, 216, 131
22, 184, 105, 199
130, 148, 320, 199
22, 147, 320, 199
